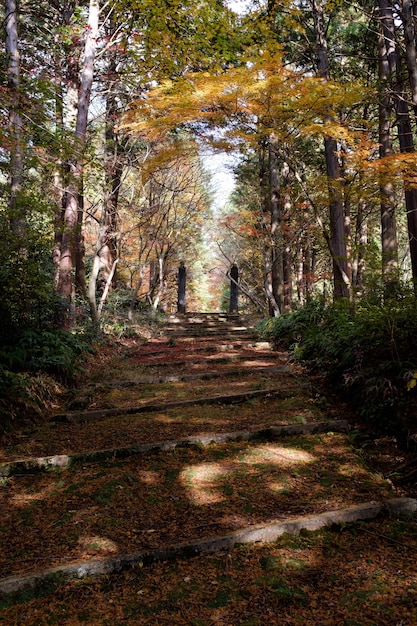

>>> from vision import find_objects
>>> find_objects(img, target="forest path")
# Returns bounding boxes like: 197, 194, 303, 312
1, 313, 417, 624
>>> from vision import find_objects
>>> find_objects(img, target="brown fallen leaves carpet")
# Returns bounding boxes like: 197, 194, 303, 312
1, 313, 417, 625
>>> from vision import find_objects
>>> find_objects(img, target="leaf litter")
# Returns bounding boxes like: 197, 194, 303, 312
1, 324, 417, 624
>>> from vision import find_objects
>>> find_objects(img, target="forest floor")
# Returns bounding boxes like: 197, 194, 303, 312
1, 313, 417, 625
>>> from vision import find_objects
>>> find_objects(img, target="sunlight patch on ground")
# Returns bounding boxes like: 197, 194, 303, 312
239, 445, 314, 467
241, 360, 276, 367
180, 463, 231, 505
181, 445, 314, 505
78, 535, 118, 555
268, 478, 292, 494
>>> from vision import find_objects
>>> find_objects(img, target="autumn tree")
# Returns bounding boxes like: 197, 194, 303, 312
124, 145, 210, 314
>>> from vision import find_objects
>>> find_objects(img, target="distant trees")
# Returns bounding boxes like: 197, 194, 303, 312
4, 0, 417, 332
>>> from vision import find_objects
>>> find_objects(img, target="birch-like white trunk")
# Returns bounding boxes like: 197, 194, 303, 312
5, 0, 23, 223
58, 0, 100, 319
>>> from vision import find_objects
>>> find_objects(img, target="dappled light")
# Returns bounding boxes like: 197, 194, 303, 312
3, 0, 417, 621
180, 463, 230, 505
268, 478, 292, 494
239, 444, 314, 467
180, 444, 315, 506
77, 536, 118, 556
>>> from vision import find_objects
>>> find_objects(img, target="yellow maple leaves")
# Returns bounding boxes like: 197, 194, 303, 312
407, 372, 417, 391
122, 50, 368, 152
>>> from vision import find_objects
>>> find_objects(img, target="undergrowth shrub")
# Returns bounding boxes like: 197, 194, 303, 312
0, 330, 90, 378
260, 296, 417, 441
0, 329, 93, 434
0, 369, 64, 431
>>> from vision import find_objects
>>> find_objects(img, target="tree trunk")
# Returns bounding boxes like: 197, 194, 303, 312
377, 0, 399, 285
352, 193, 368, 297
53, 38, 65, 287
259, 138, 280, 316
269, 134, 284, 314
5, 0, 24, 228
341, 142, 352, 285
401, 0, 417, 117
76, 183, 87, 298
296, 245, 304, 304
395, 83, 417, 284
283, 194, 292, 311
100, 22, 123, 289
58, 0, 100, 323
303, 233, 312, 303
312, 0, 350, 299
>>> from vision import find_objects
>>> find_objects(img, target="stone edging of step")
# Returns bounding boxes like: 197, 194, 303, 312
0, 419, 350, 477
51, 387, 290, 424
1, 497, 416, 597
138, 340, 271, 355
136, 353, 278, 368
97, 365, 290, 388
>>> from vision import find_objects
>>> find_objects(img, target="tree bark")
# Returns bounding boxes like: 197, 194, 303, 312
58, 0, 100, 323
269, 134, 284, 314
401, 0, 417, 117
394, 1, 417, 284
312, 0, 350, 299
5, 0, 24, 228
352, 192, 368, 297
259, 138, 280, 316
100, 21, 123, 289
282, 167, 293, 311
395, 83, 417, 284
377, 0, 399, 285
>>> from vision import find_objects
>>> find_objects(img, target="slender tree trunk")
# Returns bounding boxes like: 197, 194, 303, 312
303, 232, 312, 303
312, 0, 350, 299
58, 0, 100, 323
269, 134, 284, 314
259, 139, 280, 315
53, 40, 65, 287
377, 0, 399, 284
352, 192, 368, 297
395, 83, 417, 283
5, 0, 23, 228
281, 160, 293, 311
401, 0, 417, 117
296, 246, 304, 304
341, 142, 352, 285
100, 23, 123, 289
151, 254, 166, 311
282, 195, 292, 311
76, 182, 86, 298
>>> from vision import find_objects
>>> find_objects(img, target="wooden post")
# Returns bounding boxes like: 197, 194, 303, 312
177, 261, 186, 313
229, 263, 239, 313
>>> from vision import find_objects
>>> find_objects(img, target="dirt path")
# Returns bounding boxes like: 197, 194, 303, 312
1, 313, 417, 625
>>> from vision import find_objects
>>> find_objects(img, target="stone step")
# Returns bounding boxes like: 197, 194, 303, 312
0, 419, 350, 476
51, 387, 289, 424
1, 497, 416, 596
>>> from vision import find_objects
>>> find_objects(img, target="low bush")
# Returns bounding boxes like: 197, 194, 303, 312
0, 329, 91, 378
260, 295, 417, 442
0, 329, 93, 434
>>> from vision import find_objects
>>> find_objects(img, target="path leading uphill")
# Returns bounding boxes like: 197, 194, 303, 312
1, 313, 417, 625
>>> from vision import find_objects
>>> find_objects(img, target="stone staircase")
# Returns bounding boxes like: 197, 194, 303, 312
0, 312, 416, 620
